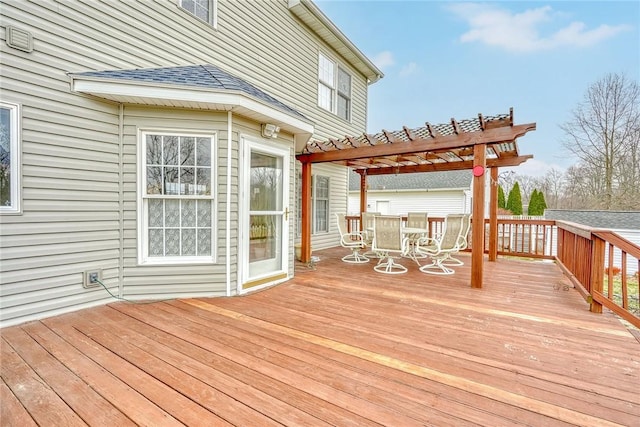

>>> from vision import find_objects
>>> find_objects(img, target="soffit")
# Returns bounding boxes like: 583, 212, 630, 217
288, 0, 383, 84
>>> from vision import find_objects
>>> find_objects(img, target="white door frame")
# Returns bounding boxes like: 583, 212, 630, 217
238, 136, 290, 293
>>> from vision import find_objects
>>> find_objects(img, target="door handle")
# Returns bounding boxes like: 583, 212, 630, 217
284, 207, 289, 221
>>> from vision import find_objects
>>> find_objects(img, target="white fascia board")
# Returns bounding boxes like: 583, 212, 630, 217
288, 0, 383, 84
71, 77, 314, 136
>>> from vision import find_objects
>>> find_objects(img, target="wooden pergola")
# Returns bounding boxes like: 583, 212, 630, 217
295, 108, 536, 288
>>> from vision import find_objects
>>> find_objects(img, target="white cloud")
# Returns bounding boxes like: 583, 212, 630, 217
372, 50, 395, 69
505, 159, 566, 177
399, 62, 419, 77
447, 3, 632, 53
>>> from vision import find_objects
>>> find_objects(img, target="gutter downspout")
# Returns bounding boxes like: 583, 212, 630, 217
226, 111, 232, 296
118, 103, 124, 297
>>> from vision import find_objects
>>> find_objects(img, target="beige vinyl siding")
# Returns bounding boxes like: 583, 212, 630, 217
119, 107, 231, 298
304, 163, 348, 251
0, 0, 371, 326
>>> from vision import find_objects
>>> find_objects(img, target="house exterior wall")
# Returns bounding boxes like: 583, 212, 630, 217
0, 0, 373, 327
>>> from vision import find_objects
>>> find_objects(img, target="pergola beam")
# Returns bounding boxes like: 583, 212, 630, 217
296, 123, 535, 164
354, 155, 533, 175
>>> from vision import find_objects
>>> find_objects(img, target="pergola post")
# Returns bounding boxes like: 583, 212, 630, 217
300, 161, 312, 263
359, 173, 367, 230
489, 167, 499, 261
471, 144, 487, 288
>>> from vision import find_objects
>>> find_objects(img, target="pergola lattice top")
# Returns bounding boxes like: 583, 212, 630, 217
297, 108, 536, 175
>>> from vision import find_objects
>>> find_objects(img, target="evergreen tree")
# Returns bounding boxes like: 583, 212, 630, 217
528, 189, 538, 215
498, 185, 506, 209
506, 182, 523, 215
539, 191, 548, 211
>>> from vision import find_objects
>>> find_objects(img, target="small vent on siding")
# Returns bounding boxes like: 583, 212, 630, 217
6, 26, 33, 52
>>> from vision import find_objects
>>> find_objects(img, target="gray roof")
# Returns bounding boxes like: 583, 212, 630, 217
349, 170, 472, 191
545, 209, 640, 230
73, 64, 306, 120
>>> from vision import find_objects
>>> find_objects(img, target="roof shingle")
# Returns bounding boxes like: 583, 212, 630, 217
73, 64, 306, 120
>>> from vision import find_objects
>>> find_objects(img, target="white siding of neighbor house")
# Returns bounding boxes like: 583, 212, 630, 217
348, 190, 470, 217
0, 0, 371, 327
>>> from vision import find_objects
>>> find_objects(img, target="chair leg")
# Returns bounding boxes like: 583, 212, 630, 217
374, 254, 407, 274
441, 252, 464, 266
419, 256, 455, 275
342, 247, 370, 264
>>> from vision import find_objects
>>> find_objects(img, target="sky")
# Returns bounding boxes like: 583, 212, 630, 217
315, 0, 640, 177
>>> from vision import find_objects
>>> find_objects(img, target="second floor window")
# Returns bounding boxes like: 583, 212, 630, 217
318, 53, 351, 121
180, 0, 217, 27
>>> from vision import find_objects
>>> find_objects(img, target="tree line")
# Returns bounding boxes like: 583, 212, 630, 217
502, 73, 640, 212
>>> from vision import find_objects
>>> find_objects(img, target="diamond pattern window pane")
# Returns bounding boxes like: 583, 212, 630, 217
149, 199, 164, 227
197, 201, 211, 226
149, 229, 164, 256
182, 200, 196, 227
181, 229, 196, 256
165, 200, 180, 227
198, 228, 211, 255
165, 229, 180, 255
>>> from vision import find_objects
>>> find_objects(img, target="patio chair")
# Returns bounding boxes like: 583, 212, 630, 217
372, 215, 409, 274
336, 213, 370, 264
442, 214, 471, 266
414, 214, 467, 275
361, 211, 380, 258
404, 212, 429, 262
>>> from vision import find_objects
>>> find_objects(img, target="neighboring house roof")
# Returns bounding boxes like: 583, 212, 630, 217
69, 64, 314, 140
545, 209, 640, 230
288, 0, 383, 84
349, 170, 472, 192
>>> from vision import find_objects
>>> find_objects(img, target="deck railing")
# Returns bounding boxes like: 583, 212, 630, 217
344, 214, 640, 328
555, 221, 640, 328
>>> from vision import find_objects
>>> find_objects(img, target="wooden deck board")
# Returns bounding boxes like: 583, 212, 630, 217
1, 248, 639, 426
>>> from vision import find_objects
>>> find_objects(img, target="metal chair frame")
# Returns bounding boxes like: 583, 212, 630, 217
336, 213, 370, 264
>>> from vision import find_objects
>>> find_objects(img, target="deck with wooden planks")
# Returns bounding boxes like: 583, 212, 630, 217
1, 247, 639, 426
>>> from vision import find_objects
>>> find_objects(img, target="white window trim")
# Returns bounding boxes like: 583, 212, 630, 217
312, 175, 330, 234
137, 128, 217, 265
317, 52, 352, 122
178, 0, 218, 29
0, 102, 21, 214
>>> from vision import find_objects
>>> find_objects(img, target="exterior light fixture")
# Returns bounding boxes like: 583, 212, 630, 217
261, 123, 280, 139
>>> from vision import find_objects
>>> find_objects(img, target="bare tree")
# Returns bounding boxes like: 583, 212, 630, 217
560, 73, 640, 209
539, 168, 565, 209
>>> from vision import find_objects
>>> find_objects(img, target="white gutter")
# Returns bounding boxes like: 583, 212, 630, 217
226, 111, 232, 296
118, 103, 124, 298
70, 77, 314, 138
